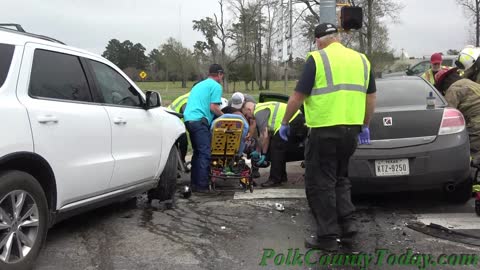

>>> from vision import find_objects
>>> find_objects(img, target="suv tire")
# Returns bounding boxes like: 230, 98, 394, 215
148, 146, 178, 202
0, 170, 49, 270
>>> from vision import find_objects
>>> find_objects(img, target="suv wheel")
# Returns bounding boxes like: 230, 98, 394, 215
148, 146, 178, 202
0, 170, 49, 270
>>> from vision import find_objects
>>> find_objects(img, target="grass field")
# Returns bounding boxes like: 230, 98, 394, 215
136, 80, 298, 106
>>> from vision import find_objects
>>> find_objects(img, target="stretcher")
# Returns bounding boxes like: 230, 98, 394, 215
209, 117, 254, 192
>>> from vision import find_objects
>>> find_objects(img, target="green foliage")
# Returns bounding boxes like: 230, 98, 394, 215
160, 38, 197, 88
102, 39, 149, 70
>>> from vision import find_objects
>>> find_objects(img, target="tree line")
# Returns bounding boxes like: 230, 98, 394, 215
102, 0, 404, 92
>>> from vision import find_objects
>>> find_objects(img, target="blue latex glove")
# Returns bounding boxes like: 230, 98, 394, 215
358, 125, 371, 145
250, 150, 260, 159
256, 155, 266, 166
279, 123, 290, 141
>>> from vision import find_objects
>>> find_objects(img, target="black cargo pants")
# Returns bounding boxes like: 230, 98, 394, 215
304, 125, 360, 238
268, 114, 306, 183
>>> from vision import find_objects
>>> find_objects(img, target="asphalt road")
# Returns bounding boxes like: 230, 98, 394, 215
34, 162, 480, 270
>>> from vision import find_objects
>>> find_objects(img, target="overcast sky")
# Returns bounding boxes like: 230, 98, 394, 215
1, 0, 470, 58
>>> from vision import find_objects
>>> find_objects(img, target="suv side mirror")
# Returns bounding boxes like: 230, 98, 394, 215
145, 91, 161, 109
405, 68, 413, 76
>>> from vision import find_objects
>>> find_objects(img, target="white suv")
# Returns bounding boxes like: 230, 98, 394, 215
0, 26, 185, 270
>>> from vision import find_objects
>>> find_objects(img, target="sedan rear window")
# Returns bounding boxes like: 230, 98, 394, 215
0, 43, 15, 88
376, 79, 446, 107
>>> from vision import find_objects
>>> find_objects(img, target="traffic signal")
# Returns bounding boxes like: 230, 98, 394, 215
340, 6, 363, 30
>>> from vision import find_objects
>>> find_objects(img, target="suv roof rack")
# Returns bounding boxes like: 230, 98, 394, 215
0, 23, 66, 45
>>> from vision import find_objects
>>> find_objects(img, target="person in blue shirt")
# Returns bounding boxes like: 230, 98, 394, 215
183, 64, 224, 193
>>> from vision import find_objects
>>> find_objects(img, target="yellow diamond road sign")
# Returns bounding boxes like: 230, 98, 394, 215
139, 71, 147, 79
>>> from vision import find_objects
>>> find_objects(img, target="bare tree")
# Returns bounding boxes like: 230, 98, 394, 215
214, 0, 233, 91
229, 0, 263, 90
457, 0, 480, 46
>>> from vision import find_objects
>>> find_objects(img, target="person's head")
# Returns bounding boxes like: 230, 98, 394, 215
208, 64, 225, 83
314, 23, 339, 50
430, 53, 443, 72
230, 92, 245, 111
457, 46, 480, 82
241, 101, 255, 119
434, 68, 461, 94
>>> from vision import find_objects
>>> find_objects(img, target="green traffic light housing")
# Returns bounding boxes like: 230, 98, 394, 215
340, 6, 363, 30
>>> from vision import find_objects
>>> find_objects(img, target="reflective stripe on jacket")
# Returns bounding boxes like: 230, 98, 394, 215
254, 101, 300, 134
304, 42, 370, 128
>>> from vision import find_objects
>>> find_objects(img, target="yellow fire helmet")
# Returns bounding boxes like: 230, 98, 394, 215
456, 45, 480, 71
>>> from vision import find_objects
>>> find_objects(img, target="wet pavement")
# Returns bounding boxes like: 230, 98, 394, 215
35, 162, 480, 270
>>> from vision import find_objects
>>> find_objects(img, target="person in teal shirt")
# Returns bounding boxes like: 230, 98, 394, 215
183, 64, 224, 193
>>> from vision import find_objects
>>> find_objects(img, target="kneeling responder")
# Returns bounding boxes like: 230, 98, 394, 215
251, 101, 306, 188
435, 67, 480, 161
169, 93, 190, 167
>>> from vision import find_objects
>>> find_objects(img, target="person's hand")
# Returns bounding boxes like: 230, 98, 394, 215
358, 125, 371, 145
250, 150, 260, 159
256, 155, 266, 166
279, 123, 290, 141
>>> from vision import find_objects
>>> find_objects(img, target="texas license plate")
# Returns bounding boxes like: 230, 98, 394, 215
375, 159, 409, 176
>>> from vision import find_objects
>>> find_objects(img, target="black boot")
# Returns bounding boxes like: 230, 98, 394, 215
304, 236, 338, 252
341, 221, 358, 239
261, 179, 281, 188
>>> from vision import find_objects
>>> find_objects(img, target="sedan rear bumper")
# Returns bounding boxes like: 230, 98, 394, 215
349, 132, 471, 193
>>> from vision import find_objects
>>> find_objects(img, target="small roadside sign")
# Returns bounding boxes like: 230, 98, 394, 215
139, 71, 147, 79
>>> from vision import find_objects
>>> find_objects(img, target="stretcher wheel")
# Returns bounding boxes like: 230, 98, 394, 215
181, 185, 191, 199
209, 182, 216, 191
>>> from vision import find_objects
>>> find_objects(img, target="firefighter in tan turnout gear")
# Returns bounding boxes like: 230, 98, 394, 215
435, 68, 480, 162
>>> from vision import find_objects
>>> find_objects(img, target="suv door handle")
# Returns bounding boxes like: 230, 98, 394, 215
113, 117, 127, 125
37, 115, 59, 124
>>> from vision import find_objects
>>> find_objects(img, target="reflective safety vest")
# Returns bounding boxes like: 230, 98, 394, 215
422, 66, 449, 85
254, 102, 300, 134
168, 93, 190, 114
304, 42, 370, 128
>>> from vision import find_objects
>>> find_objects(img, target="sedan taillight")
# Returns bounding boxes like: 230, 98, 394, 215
438, 108, 466, 135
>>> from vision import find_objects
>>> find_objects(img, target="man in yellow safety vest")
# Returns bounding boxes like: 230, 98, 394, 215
280, 23, 377, 251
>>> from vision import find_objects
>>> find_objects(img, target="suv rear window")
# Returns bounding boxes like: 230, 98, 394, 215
0, 43, 15, 88
376, 79, 446, 107
29, 49, 92, 102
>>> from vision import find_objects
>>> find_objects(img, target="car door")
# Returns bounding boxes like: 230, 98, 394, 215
17, 44, 115, 207
86, 59, 163, 189
410, 61, 431, 76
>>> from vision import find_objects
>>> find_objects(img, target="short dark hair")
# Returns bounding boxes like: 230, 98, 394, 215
221, 106, 240, 114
